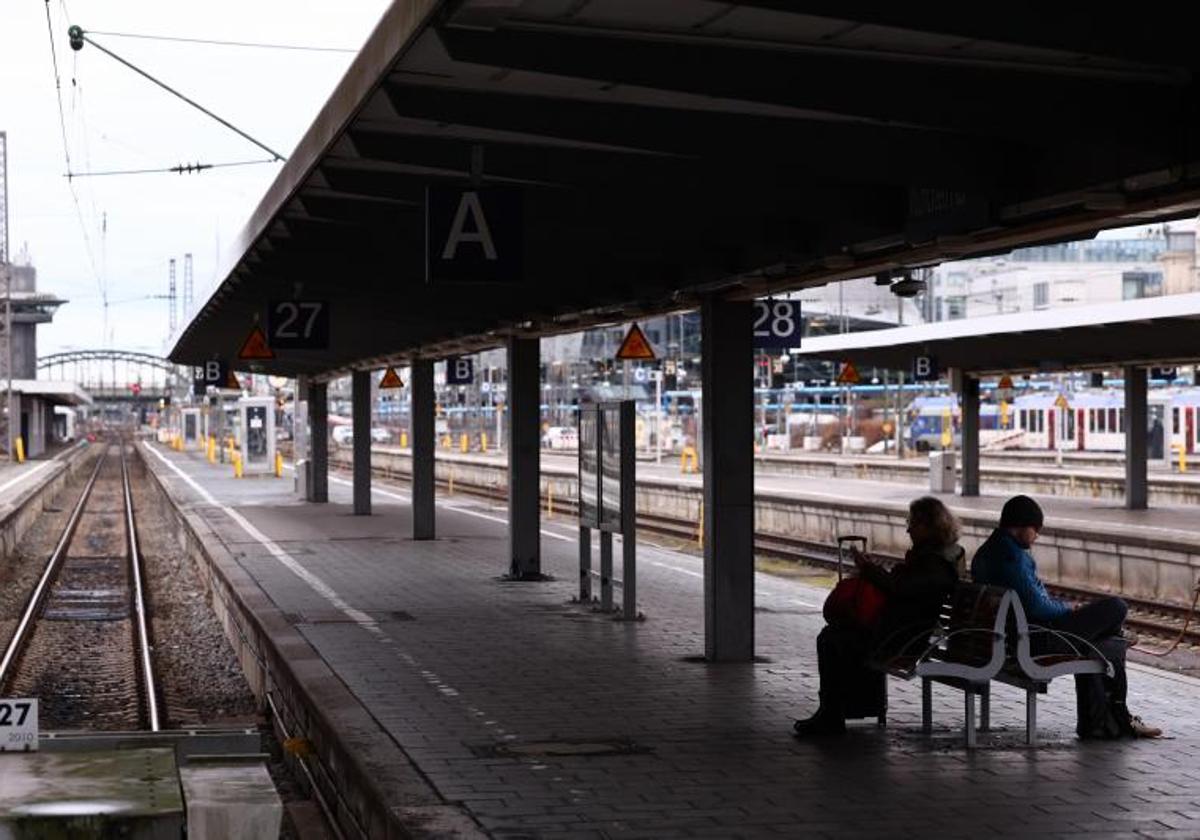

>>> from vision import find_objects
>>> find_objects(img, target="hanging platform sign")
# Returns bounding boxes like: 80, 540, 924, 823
835, 361, 861, 385
426, 186, 522, 284
266, 300, 329, 349
752, 299, 800, 349
379, 367, 405, 389
615, 323, 657, 361
445, 357, 474, 385
238, 326, 275, 361
193, 359, 230, 396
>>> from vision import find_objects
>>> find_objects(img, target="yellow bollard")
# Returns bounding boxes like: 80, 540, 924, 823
400, 431, 408, 449
480, 432, 488, 453
441, 434, 451, 449
1176, 443, 1188, 473
680, 446, 699, 474
233, 453, 243, 479
275, 451, 284, 478
460, 433, 469, 454
14, 437, 24, 464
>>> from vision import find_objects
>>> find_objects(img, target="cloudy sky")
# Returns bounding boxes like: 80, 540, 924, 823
1, 0, 387, 357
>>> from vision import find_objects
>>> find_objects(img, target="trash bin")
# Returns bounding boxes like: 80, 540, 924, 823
929, 451, 955, 493
294, 458, 310, 498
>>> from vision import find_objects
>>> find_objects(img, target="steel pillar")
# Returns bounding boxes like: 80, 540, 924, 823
352, 370, 371, 515
507, 337, 541, 578
308, 382, 328, 504
701, 296, 754, 662
412, 360, 435, 540
961, 375, 980, 497
1125, 365, 1148, 510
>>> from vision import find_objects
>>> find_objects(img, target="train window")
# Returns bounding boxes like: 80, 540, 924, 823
1098, 410, 1107, 433
1037, 410, 1044, 433
1173, 408, 1180, 435
1089, 409, 1096, 433
1117, 409, 1125, 433
1019, 409, 1026, 430
1108, 408, 1117, 432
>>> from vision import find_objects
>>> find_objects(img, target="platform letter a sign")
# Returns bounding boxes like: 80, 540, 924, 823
427, 186, 522, 284
442, 192, 497, 261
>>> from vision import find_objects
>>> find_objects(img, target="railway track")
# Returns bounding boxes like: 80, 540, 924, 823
332, 459, 1200, 650
0, 442, 161, 730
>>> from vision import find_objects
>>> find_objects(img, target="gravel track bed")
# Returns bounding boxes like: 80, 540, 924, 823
127, 452, 259, 727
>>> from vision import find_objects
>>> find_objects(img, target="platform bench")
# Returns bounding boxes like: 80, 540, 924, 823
874, 583, 1111, 746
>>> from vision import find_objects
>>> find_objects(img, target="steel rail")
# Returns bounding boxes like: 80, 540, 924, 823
0, 448, 106, 688
122, 445, 160, 731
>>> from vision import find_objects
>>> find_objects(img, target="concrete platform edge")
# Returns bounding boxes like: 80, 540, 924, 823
0, 442, 91, 560
138, 444, 487, 840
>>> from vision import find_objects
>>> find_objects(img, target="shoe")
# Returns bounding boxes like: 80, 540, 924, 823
1126, 715, 1162, 738
792, 712, 846, 738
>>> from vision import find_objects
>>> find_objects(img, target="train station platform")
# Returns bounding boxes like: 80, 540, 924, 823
141, 441, 1200, 839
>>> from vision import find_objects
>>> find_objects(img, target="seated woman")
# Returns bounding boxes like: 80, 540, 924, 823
794, 496, 963, 737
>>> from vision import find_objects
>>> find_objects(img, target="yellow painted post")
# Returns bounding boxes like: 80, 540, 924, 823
233, 453, 243, 479
480, 432, 488, 453
441, 434, 451, 449
460, 433, 468, 454
1176, 443, 1188, 473
940, 409, 952, 449
14, 437, 24, 464
275, 451, 284, 478
400, 431, 408, 449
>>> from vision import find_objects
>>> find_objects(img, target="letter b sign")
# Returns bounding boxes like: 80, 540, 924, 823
446, 357, 474, 386
913, 355, 938, 381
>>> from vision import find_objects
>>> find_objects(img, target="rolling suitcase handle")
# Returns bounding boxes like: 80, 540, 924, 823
836, 535, 868, 582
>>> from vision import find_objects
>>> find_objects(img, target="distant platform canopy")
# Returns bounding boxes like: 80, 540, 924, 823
10, 380, 93, 407
171, 1, 1200, 378
791, 292, 1200, 375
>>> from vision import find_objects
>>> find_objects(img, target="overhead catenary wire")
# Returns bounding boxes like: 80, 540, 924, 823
83, 29, 356, 53
44, 1, 104, 299
64, 158, 280, 177
69, 27, 288, 162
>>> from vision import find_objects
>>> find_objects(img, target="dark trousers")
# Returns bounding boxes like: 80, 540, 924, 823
1042, 597, 1129, 735
816, 625, 883, 719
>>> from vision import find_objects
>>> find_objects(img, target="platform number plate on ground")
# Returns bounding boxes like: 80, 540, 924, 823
445, 357, 474, 385
753, 299, 799, 349
267, 300, 330, 350
0, 699, 38, 752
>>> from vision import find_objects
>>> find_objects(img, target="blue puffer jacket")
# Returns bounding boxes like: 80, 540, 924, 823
970, 528, 1070, 623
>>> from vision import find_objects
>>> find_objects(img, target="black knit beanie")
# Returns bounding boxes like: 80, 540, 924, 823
999, 495, 1044, 529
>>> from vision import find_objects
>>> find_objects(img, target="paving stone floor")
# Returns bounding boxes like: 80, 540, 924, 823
151, 446, 1200, 839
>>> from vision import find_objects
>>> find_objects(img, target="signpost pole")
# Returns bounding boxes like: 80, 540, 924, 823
654, 370, 662, 465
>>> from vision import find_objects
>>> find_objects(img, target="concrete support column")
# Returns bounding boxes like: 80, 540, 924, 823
507, 336, 541, 578
411, 360, 435, 540
961, 374, 980, 497
701, 296, 754, 662
1125, 365, 1148, 510
352, 370, 371, 516
308, 381, 328, 504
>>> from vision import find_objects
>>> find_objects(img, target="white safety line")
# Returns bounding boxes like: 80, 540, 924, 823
0, 461, 54, 498
143, 444, 378, 629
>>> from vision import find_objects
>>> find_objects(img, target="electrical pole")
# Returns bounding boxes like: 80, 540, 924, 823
0, 131, 12, 461
167, 258, 177, 338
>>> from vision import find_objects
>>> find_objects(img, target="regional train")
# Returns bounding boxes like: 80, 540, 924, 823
907, 389, 1200, 454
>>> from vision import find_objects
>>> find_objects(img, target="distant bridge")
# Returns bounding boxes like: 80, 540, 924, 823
37, 349, 187, 403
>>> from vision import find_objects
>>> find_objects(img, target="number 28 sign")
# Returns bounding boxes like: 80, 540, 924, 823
753, 299, 800, 349
267, 300, 330, 350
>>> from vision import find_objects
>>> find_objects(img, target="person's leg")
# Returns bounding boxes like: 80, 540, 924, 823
1056, 597, 1127, 642
797, 626, 866, 734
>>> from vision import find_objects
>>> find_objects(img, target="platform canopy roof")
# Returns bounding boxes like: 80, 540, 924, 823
791, 292, 1200, 376
171, 0, 1200, 378
11, 380, 93, 407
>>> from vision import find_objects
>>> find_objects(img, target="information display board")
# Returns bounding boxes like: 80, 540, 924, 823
578, 402, 632, 534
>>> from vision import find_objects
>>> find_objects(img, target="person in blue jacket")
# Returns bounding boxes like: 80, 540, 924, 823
972, 495, 1160, 739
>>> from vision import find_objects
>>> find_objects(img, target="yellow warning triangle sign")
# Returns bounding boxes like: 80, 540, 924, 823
998, 374, 1014, 389
238, 326, 275, 361
379, 367, 404, 389
835, 361, 861, 385
225, 371, 241, 390
615, 322, 656, 361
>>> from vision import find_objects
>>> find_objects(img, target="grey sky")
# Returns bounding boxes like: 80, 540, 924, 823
1, 0, 387, 358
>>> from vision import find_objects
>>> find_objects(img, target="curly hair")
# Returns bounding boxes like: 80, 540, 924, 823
908, 495, 960, 545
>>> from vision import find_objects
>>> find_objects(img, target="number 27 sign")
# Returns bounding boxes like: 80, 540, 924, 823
753, 299, 800, 349
267, 300, 330, 350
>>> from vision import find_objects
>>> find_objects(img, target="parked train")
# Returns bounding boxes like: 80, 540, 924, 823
906, 389, 1200, 454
